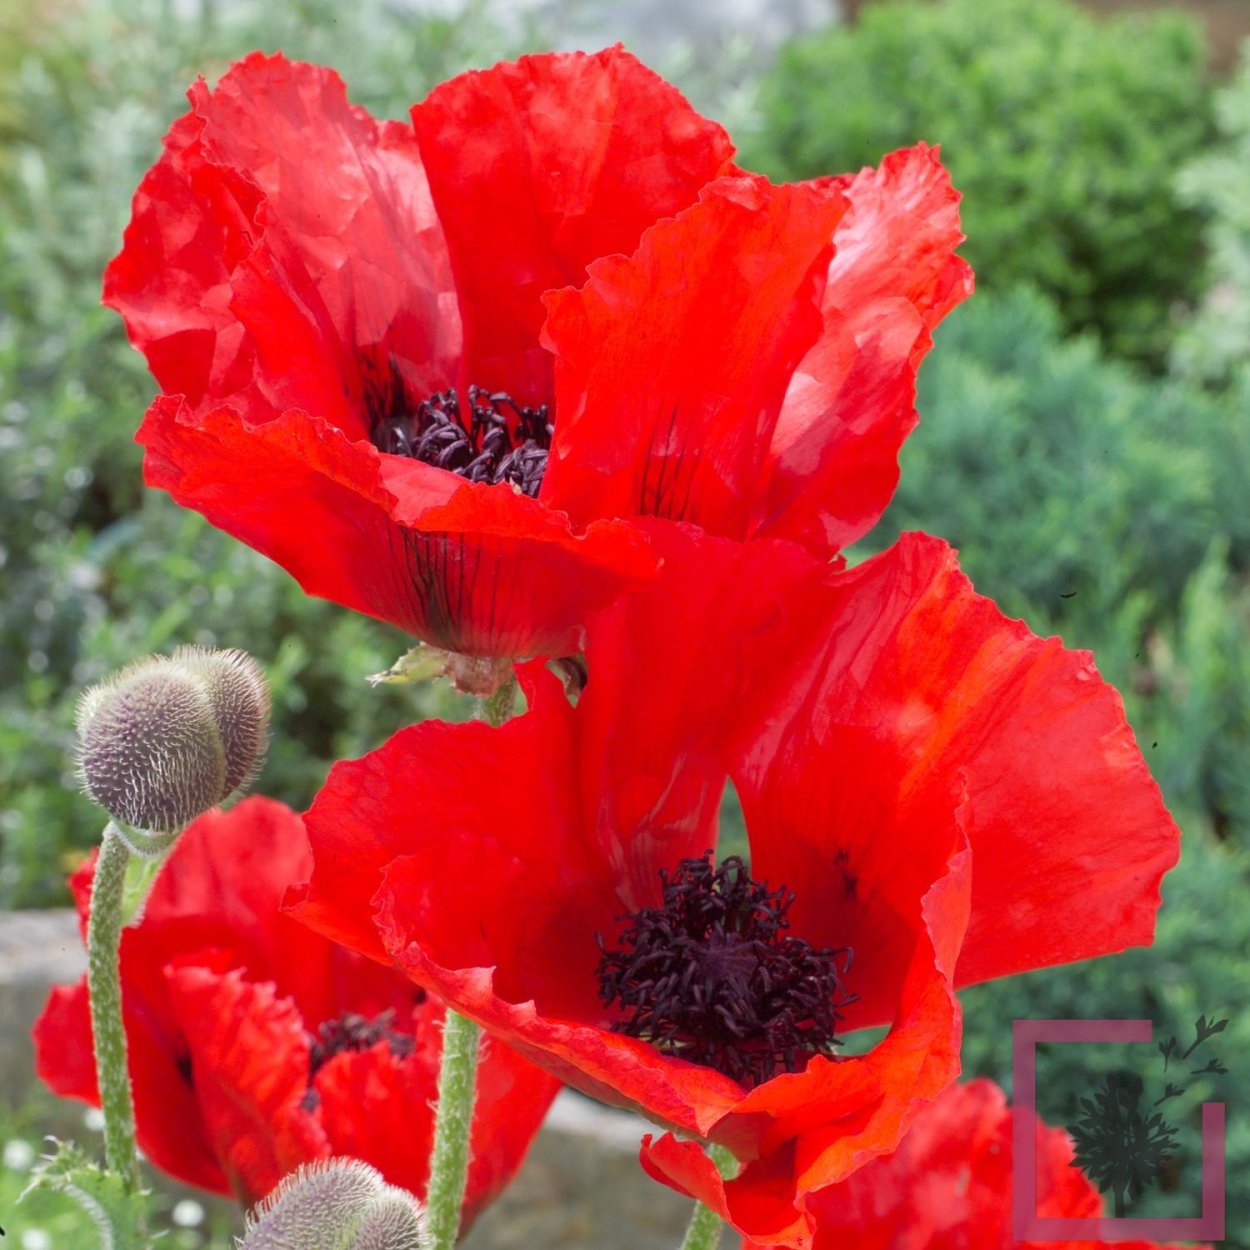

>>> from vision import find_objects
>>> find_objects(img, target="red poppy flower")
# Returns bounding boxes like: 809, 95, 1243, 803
740, 1079, 1202, 1250
293, 525, 1179, 1246
106, 47, 969, 659
33, 797, 560, 1221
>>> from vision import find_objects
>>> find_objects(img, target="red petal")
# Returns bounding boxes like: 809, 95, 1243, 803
33, 974, 228, 1194
164, 963, 328, 1205
138, 395, 655, 656
33, 981, 102, 1109
761, 146, 974, 553
728, 532, 1178, 988
542, 176, 843, 538
104, 53, 457, 432
412, 46, 734, 401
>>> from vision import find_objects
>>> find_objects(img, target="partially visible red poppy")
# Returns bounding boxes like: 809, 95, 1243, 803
740, 1079, 1202, 1250
33, 797, 559, 1221
294, 524, 1179, 1246
107, 48, 969, 659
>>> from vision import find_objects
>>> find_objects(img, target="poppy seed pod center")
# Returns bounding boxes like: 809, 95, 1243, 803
371, 383, 553, 498
596, 855, 856, 1088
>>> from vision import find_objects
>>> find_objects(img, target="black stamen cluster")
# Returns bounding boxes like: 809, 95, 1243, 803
596, 854, 855, 1088
373, 385, 553, 497
308, 1008, 416, 1078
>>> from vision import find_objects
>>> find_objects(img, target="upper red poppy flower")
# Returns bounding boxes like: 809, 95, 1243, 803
740, 1079, 1202, 1250
33, 797, 560, 1221
106, 47, 969, 658
292, 524, 1179, 1247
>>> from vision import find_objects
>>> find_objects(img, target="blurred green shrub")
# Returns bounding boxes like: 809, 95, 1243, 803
747, 0, 1213, 366
862, 285, 1250, 850
1173, 43, 1250, 387
0, 0, 528, 907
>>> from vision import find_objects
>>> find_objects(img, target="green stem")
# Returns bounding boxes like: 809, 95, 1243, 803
678, 1143, 737, 1250
421, 1010, 481, 1250
86, 823, 140, 1191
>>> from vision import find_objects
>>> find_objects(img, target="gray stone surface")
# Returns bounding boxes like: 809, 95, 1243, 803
0, 908, 84, 1127
466, 1093, 696, 1249
1, 910, 703, 1247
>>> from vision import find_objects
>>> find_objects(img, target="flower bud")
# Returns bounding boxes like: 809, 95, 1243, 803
77, 647, 269, 833
238, 1160, 424, 1250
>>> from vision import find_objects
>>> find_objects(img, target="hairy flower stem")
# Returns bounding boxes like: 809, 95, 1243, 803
422, 1009, 481, 1250
86, 822, 140, 1191
420, 677, 516, 1250
678, 1143, 737, 1250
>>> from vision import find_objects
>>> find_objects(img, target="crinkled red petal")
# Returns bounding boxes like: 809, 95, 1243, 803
542, 176, 843, 538
412, 45, 735, 401
138, 395, 655, 656
164, 963, 327, 1205
33, 973, 228, 1194
728, 532, 1178, 988
104, 52, 457, 433
761, 145, 974, 553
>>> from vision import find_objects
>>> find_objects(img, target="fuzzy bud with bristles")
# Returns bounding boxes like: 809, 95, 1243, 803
237, 1160, 424, 1250
77, 648, 270, 833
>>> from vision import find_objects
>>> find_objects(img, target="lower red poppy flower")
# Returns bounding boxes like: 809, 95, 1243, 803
294, 523, 1179, 1246
33, 797, 560, 1220
739, 1079, 1203, 1250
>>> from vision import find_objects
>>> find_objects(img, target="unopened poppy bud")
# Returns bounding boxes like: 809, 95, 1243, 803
77, 647, 269, 833
238, 1159, 424, 1250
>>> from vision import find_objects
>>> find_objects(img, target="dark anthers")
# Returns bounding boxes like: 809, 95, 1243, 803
308, 1008, 416, 1079
596, 854, 856, 1088
301, 1007, 418, 1111
373, 384, 553, 498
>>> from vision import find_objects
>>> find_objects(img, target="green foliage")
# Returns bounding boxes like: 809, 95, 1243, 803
1173, 44, 1250, 387
747, 0, 1212, 365
25, 1139, 152, 1250
860, 285, 1250, 849
2, 1093, 239, 1246
0, 0, 527, 907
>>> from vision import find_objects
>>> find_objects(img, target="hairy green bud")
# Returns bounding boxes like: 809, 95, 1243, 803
77, 647, 269, 833
237, 1160, 423, 1250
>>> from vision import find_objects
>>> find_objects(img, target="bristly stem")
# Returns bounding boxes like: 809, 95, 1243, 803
86, 822, 140, 1190
421, 1004, 482, 1250
678, 1143, 737, 1250
421, 677, 516, 1250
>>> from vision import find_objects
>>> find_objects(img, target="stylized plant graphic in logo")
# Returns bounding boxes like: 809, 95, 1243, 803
1069, 1014, 1229, 1216
1072, 1072, 1179, 1216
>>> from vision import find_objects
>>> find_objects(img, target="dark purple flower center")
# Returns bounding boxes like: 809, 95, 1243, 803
301, 1007, 418, 1111
371, 384, 552, 498
596, 854, 855, 1088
